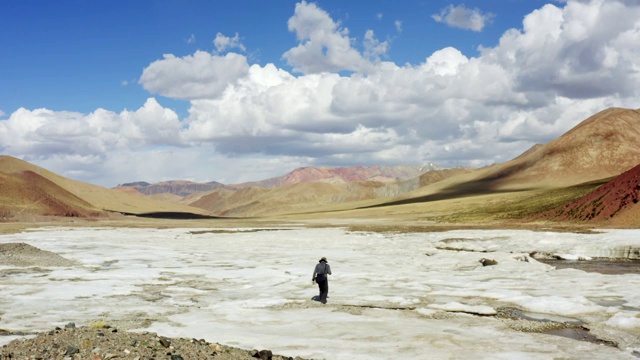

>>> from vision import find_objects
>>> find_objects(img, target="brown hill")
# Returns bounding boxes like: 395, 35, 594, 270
536, 163, 640, 223
0, 170, 100, 217
0, 156, 212, 217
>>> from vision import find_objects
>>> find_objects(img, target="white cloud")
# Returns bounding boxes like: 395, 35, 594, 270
187, 33, 196, 44
0, 109, 5, 117
432, 4, 495, 32
363, 30, 389, 60
0, 98, 182, 160
376, 13, 383, 20
5, 0, 640, 186
213, 32, 245, 53
282, 1, 373, 74
139, 51, 250, 100
395, 20, 403, 33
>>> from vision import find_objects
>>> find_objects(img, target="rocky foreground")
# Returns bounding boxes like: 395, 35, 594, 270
0, 323, 307, 360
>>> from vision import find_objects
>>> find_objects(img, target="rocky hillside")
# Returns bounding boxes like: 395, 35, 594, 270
536, 163, 640, 222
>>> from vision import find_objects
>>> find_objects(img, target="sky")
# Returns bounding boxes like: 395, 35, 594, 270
2, 227, 640, 358
1, 0, 640, 187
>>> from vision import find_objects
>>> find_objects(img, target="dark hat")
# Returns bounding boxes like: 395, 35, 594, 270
320, 257, 327, 262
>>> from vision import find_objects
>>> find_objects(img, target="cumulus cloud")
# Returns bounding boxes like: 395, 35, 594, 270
213, 32, 245, 53
5, 0, 640, 186
432, 4, 494, 32
139, 51, 250, 100
282, 1, 373, 73
0, 98, 182, 160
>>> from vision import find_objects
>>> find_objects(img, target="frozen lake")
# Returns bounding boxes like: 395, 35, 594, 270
2, 227, 640, 359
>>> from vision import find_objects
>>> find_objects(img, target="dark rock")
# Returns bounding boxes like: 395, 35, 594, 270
171, 355, 184, 360
111, 328, 117, 333
65, 346, 79, 355
64, 322, 76, 329
97, 332, 105, 337
159, 337, 171, 348
253, 349, 273, 360
480, 258, 498, 266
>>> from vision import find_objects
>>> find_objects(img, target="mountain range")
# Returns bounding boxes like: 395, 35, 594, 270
1, 107, 639, 227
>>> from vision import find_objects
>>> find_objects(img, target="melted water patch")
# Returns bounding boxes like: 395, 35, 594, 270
537, 259, 640, 275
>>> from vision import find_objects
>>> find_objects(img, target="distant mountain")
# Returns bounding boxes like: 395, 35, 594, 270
115, 180, 225, 197
186, 167, 468, 217
233, 164, 438, 189
536, 163, 640, 222
188, 180, 390, 217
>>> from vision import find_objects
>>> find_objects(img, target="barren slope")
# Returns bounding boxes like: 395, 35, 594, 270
536, 163, 640, 224
0, 156, 211, 216
0, 170, 101, 217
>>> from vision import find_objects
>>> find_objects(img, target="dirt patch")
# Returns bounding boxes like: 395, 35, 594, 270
0, 242, 75, 267
535, 163, 640, 223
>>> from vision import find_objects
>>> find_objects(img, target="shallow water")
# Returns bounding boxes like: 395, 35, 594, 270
538, 259, 640, 275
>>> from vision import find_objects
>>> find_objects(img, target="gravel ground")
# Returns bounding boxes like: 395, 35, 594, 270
0, 323, 308, 360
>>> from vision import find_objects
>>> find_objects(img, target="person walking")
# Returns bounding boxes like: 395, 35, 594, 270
312, 257, 332, 304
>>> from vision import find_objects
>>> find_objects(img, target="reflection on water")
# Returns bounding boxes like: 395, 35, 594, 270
538, 259, 640, 275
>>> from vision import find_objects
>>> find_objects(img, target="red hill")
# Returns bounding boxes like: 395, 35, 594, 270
537, 163, 640, 222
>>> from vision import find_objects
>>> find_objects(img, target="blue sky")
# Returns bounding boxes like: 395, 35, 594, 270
1, 0, 639, 187
1, 1, 540, 114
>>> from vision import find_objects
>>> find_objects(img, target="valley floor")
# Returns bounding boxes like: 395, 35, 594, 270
2, 226, 640, 359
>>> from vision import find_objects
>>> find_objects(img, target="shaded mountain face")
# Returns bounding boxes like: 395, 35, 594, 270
535, 163, 640, 222
115, 180, 225, 197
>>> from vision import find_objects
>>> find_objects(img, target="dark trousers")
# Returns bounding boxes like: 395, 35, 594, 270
317, 280, 328, 304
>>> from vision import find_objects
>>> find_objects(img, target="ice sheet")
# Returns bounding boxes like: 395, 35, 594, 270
1, 227, 640, 359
